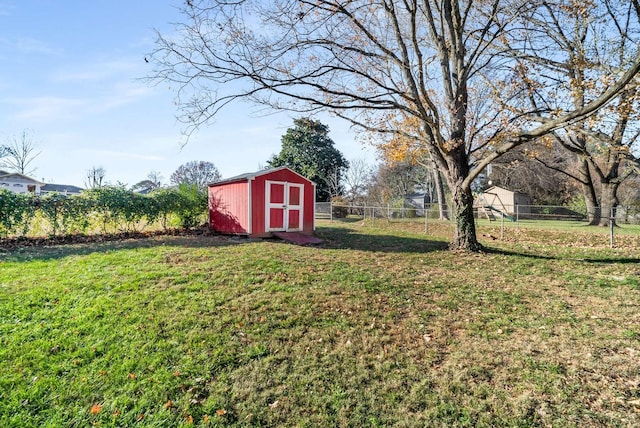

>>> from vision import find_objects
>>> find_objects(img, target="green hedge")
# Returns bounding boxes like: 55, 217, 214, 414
0, 184, 208, 238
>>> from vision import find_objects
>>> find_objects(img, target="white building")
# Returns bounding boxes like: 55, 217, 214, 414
0, 170, 45, 194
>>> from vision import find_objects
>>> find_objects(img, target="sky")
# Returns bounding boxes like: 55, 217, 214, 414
0, 1, 377, 188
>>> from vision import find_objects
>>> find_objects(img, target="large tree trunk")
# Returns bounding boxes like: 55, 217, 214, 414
450, 183, 481, 251
577, 158, 600, 225
598, 181, 619, 227
444, 148, 482, 251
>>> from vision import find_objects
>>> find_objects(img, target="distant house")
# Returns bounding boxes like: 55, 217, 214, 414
404, 192, 430, 216
40, 183, 84, 196
476, 186, 531, 217
0, 170, 83, 196
0, 170, 45, 194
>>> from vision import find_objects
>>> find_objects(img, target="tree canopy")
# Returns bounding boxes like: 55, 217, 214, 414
148, 0, 640, 250
170, 160, 221, 191
267, 118, 349, 202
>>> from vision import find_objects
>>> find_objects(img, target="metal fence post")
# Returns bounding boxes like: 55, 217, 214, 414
610, 207, 615, 248
424, 203, 429, 234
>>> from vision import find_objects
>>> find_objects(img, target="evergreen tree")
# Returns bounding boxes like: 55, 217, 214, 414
268, 118, 349, 201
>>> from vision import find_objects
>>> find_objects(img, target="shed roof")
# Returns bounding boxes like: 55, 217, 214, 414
483, 185, 528, 196
209, 166, 315, 187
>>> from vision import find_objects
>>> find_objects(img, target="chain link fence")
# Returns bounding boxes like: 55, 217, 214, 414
315, 202, 640, 225
316, 202, 640, 224
315, 201, 640, 247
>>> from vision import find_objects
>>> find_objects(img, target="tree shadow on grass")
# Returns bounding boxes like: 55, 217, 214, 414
484, 247, 640, 265
314, 226, 449, 253
0, 224, 450, 263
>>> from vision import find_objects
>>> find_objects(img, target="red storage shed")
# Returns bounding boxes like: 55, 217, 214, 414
208, 167, 316, 237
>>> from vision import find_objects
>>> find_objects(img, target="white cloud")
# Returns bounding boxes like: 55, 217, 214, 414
4, 77, 157, 122
9, 96, 87, 121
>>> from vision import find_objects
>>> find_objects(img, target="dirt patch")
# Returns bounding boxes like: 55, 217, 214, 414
0, 226, 216, 250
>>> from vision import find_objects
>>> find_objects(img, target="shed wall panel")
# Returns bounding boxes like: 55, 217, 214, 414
209, 181, 250, 234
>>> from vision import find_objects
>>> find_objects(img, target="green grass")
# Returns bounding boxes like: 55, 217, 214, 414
1, 221, 640, 426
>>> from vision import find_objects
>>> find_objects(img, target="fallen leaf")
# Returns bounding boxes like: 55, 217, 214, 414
203, 415, 210, 423
216, 409, 227, 416
186, 415, 194, 424
128, 373, 137, 379
90, 404, 102, 415
165, 400, 172, 409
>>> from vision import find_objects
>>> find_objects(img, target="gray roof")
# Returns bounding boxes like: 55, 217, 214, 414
41, 183, 84, 194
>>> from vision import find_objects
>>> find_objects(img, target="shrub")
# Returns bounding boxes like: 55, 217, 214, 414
0, 190, 34, 236
173, 184, 208, 229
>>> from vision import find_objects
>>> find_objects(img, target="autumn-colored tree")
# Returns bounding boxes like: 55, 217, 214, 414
373, 114, 449, 219
148, 0, 640, 250
506, 0, 640, 226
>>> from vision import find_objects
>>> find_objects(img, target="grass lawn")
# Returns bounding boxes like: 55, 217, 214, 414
1, 220, 639, 427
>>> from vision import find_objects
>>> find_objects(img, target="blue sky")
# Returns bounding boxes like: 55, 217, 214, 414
0, 1, 376, 188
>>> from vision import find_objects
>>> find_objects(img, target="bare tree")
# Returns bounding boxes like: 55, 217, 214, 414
148, 0, 640, 250
488, 142, 578, 205
131, 171, 165, 193
507, 0, 640, 226
322, 167, 343, 200
147, 171, 164, 188
343, 158, 373, 203
170, 160, 221, 191
85, 166, 106, 189
1, 130, 41, 175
